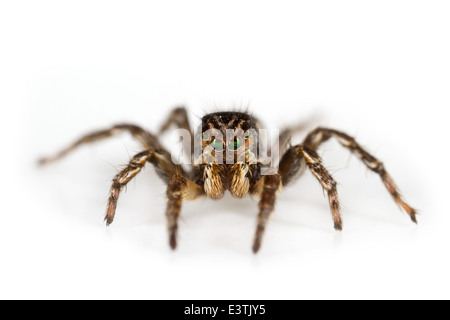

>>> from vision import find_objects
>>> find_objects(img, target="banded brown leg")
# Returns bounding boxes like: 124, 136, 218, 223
303, 127, 417, 223
105, 150, 157, 225
253, 173, 282, 253
165, 175, 187, 250
38, 124, 162, 165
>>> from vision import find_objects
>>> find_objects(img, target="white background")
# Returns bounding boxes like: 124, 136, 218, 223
1, 1, 449, 300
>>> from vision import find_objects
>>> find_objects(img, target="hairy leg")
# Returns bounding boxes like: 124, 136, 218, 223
300, 145, 342, 230
278, 145, 307, 187
303, 127, 417, 223
159, 106, 194, 163
159, 106, 192, 134
105, 149, 185, 225
39, 115, 206, 250
38, 124, 163, 165
253, 173, 282, 253
278, 143, 342, 230
107, 152, 202, 246
105, 150, 157, 225
165, 175, 187, 250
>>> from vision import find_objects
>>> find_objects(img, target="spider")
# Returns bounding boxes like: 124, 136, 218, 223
39, 107, 417, 253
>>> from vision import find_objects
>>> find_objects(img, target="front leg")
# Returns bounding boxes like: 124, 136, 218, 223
106, 150, 203, 251
279, 144, 343, 231
300, 145, 343, 230
105, 149, 182, 225
166, 175, 188, 250
105, 150, 160, 225
252, 173, 282, 253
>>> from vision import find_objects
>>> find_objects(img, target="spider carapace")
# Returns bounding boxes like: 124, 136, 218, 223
39, 107, 417, 253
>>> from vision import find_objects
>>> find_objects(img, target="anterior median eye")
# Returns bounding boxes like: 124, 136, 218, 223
211, 138, 223, 150
228, 137, 242, 150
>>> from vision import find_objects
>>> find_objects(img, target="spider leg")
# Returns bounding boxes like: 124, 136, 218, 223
301, 145, 343, 230
303, 127, 417, 223
166, 175, 203, 249
38, 124, 163, 165
278, 141, 343, 230
278, 144, 307, 187
159, 106, 194, 160
278, 113, 320, 156
39, 112, 204, 250
106, 149, 203, 247
252, 173, 282, 253
159, 106, 192, 135
166, 175, 186, 249
105, 150, 166, 225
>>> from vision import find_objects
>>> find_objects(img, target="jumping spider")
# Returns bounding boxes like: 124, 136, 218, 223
39, 107, 417, 253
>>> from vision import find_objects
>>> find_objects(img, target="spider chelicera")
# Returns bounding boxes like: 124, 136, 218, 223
39, 107, 417, 253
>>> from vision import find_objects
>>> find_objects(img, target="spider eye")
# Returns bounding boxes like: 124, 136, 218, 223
244, 131, 251, 138
210, 138, 223, 150
228, 137, 242, 150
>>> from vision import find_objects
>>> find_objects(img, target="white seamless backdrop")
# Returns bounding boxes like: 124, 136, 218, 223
0, 1, 448, 299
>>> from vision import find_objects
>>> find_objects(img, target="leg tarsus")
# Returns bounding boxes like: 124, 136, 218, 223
105, 181, 121, 226
252, 224, 265, 254
169, 232, 178, 250
334, 220, 343, 231
375, 162, 418, 223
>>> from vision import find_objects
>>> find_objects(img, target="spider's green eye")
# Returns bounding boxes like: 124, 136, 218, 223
211, 138, 223, 150
244, 131, 251, 138
228, 137, 242, 150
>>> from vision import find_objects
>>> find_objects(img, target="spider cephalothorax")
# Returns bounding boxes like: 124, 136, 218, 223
39, 106, 417, 253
